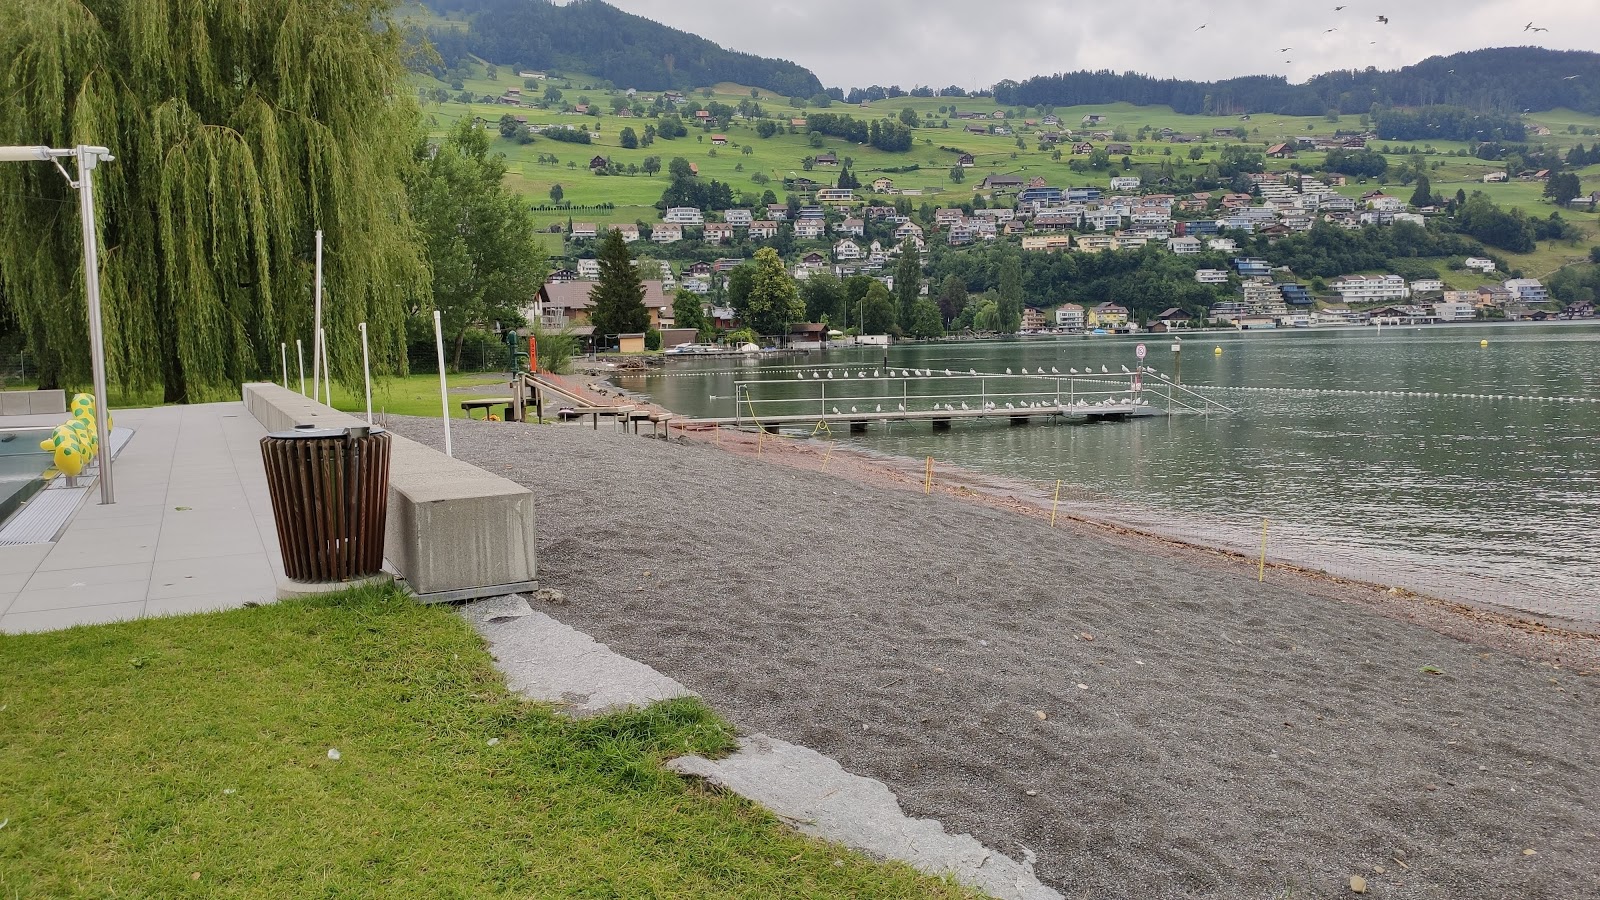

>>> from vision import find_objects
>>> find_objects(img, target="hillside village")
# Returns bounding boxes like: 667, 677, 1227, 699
422, 64, 1600, 344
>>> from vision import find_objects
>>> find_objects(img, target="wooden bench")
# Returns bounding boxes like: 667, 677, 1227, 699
556, 405, 634, 429
460, 397, 515, 420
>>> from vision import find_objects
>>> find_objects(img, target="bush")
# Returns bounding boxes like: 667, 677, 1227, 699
644, 328, 662, 351
530, 322, 579, 375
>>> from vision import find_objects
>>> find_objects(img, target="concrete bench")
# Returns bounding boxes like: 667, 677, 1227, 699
0, 389, 66, 416
242, 383, 537, 603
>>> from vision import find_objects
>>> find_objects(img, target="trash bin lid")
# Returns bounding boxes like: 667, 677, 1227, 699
266, 424, 387, 439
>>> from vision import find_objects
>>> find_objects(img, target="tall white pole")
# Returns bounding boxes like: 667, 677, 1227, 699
281, 342, 288, 390
75, 147, 114, 505
319, 326, 331, 406
312, 230, 324, 402
359, 322, 372, 425
433, 310, 452, 457
296, 339, 306, 395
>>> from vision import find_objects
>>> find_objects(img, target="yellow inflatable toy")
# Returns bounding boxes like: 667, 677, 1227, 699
39, 393, 108, 478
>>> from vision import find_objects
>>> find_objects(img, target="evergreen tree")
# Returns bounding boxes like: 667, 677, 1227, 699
742, 247, 803, 337
907, 299, 944, 339
0, 0, 427, 399
859, 282, 897, 334
895, 245, 921, 327
589, 229, 648, 341
1408, 174, 1432, 208
997, 254, 1024, 333
1544, 172, 1583, 206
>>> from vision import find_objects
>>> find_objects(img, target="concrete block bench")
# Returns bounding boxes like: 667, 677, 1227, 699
0, 389, 67, 416
242, 383, 537, 603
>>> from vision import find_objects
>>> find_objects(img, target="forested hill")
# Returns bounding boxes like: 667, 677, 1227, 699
992, 47, 1600, 117
418, 0, 822, 96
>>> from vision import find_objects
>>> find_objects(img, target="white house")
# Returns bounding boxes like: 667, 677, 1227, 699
1483, 171, 1508, 183
663, 207, 705, 225
577, 258, 600, 279
723, 208, 753, 227
1503, 278, 1550, 303
1409, 278, 1444, 294
703, 223, 734, 244
795, 220, 827, 239
837, 217, 865, 237
1109, 175, 1141, 191
748, 220, 779, 239
1365, 194, 1403, 212
651, 223, 683, 244
1055, 304, 1086, 329
612, 223, 640, 243
834, 239, 863, 260
1206, 237, 1238, 253
570, 222, 598, 240
1167, 236, 1202, 255
1194, 268, 1230, 285
1464, 257, 1497, 274
1331, 274, 1409, 304
1434, 300, 1476, 322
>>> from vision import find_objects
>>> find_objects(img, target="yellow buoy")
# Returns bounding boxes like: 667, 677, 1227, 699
1214, 347, 1223, 355
1480, 339, 1489, 347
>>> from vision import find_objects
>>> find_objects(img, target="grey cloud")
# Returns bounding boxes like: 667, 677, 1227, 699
593, 0, 1591, 89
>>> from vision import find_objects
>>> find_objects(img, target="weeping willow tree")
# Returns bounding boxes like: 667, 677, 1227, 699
0, 0, 428, 401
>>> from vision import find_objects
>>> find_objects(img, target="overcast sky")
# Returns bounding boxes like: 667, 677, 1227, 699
578, 0, 1592, 90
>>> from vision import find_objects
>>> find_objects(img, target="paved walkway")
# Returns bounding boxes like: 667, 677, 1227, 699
0, 402, 285, 633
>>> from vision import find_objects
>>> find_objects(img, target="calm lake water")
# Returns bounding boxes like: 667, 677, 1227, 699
619, 323, 1600, 623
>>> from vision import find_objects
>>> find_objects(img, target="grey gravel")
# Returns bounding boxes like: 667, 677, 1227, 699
389, 415, 1600, 900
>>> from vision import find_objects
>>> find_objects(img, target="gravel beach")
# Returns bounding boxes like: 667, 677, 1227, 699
389, 414, 1599, 899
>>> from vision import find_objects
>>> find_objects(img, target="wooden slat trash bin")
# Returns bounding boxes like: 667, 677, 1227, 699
260, 424, 392, 583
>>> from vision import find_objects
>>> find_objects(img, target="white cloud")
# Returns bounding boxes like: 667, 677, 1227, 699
586, 0, 1595, 90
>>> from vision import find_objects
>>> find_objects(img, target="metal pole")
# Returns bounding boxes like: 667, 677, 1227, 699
75, 147, 114, 504
434, 309, 452, 457
280, 342, 288, 390
319, 326, 331, 406
296, 339, 305, 395
359, 322, 372, 425
312, 230, 323, 402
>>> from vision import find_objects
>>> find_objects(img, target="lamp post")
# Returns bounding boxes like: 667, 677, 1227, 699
0, 145, 116, 504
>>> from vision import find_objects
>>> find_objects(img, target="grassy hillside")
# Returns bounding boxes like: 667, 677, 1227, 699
413, 68, 1600, 277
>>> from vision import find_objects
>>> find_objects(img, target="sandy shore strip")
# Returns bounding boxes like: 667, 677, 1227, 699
386, 414, 1599, 899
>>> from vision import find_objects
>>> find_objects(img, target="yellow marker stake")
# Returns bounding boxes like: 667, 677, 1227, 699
1051, 479, 1062, 527
1259, 518, 1269, 582
823, 441, 835, 471
924, 456, 933, 494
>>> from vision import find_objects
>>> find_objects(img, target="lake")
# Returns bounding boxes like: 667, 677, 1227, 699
618, 322, 1600, 624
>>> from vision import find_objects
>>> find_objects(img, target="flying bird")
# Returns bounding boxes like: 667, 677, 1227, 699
1529, 25, 1548, 32
1279, 47, 1292, 52
1565, 75, 1581, 80
1376, 15, 1388, 24
1324, 27, 1338, 33
1333, 5, 1345, 9
1194, 24, 1207, 31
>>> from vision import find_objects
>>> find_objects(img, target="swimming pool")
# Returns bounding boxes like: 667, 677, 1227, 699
0, 428, 58, 521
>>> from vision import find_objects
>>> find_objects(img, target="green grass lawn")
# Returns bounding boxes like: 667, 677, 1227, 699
0, 586, 976, 898
323, 372, 511, 419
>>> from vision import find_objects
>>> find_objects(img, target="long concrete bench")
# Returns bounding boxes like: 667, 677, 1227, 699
0, 389, 66, 416
242, 383, 536, 603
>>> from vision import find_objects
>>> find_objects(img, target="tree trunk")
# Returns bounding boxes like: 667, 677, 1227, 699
451, 328, 466, 374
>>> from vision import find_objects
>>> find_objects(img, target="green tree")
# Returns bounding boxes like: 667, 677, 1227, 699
1408, 173, 1432, 208
668, 157, 694, 180
408, 118, 545, 370
0, 0, 427, 399
996, 254, 1023, 333
1188, 146, 1204, 161
620, 126, 638, 149
742, 248, 803, 337
972, 298, 1000, 331
895, 244, 920, 327
549, 183, 564, 202
899, 107, 919, 128
799, 273, 846, 323
499, 114, 520, 138
859, 282, 897, 334
936, 275, 968, 325
589, 229, 649, 341
907, 298, 944, 339
949, 166, 965, 184
544, 86, 563, 104
672, 288, 710, 338
642, 156, 661, 176
1544, 172, 1582, 206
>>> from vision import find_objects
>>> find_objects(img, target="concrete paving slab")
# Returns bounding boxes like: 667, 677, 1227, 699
0, 545, 51, 575
459, 596, 695, 716
148, 553, 276, 601
0, 600, 147, 633
669, 736, 1062, 900
37, 525, 161, 570
8, 580, 150, 614
24, 562, 153, 591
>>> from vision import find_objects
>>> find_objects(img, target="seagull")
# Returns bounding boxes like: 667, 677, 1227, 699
827, 370, 835, 378
1333, 5, 1344, 10
832, 406, 841, 415
1005, 367, 1013, 375
1069, 367, 1078, 374
1376, 15, 1388, 24
969, 368, 977, 376
796, 372, 805, 380
1020, 367, 1029, 374
1279, 47, 1292, 52
960, 401, 970, 410
1529, 25, 1548, 32
897, 402, 906, 412
1051, 367, 1060, 374
985, 401, 995, 410
873, 369, 880, 377
850, 406, 858, 413
1194, 24, 1206, 31
1100, 365, 1109, 373
944, 368, 952, 376
858, 371, 866, 378
875, 404, 882, 413
812, 371, 821, 379
1120, 365, 1131, 374
1324, 27, 1338, 33
1565, 74, 1581, 80
1005, 401, 1015, 409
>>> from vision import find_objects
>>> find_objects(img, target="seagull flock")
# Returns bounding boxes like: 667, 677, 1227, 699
1192, 7, 1561, 67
